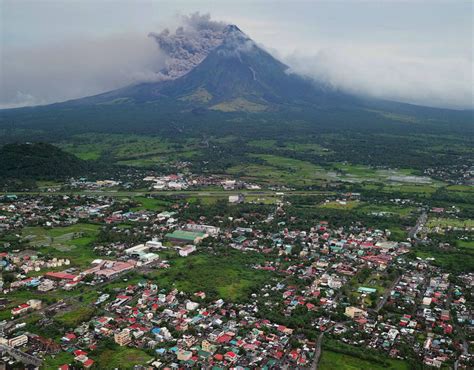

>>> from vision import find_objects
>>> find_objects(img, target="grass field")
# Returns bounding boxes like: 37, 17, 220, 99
357, 203, 415, 217
427, 217, 474, 229
320, 200, 361, 210
59, 133, 200, 166
228, 154, 327, 186
131, 196, 171, 211
22, 223, 101, 268
320, 350, 409, 370
43, 351, 74, 370
458, 240, 474, 250
55, 306, 95, 328
96, 347, 152, 369
151, 250, 271, 301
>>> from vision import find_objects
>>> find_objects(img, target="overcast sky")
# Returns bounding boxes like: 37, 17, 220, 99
1, 0, 472, 109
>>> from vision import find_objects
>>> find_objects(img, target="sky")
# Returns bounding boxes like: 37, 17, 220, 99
1, 0, 473, 109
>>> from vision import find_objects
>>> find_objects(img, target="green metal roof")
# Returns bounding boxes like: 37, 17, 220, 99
166, 230, 206, 241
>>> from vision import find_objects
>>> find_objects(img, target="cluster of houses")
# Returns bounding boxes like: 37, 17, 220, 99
0, 190, 472, 369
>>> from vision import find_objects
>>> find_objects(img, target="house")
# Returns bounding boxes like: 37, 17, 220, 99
345, 306, 368, 319
114, 329, 132, 346
179, 245, 196, 257
8, 334, 28, 347
229, 194, 244, 203
38, 279, 55, 292
45, 271, 78, 281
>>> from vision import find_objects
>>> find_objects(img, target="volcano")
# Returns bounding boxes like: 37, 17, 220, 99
1, 22, 471, 141
66, 25, 354, 112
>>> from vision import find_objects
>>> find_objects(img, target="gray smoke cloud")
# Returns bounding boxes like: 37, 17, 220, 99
148, 13, 227, 80
0, 34, 167, 108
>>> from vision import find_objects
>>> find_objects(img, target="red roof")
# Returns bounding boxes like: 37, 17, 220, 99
73, 350, 87, 357
83, 359, 94, 368
58, 365, 69, 370
46, 272, 77, 280
217, 334, 232, 344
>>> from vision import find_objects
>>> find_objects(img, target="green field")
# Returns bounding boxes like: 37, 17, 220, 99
131, 196, 171, 211
320, 350, 409, 370
228, 154, 328, 186
43, 351, 75, 370
59, 133, 200, 166
21, 223, 101, 268
151, 250, 271, 301
427, 217, 474, 229
96, 347, 153, 369
320, 200, 361, 210
55, 306, 95, 328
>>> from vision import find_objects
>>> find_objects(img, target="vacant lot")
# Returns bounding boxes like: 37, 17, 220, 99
151, 250, 272, 301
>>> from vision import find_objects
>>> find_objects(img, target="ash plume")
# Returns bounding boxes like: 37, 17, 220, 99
148, 13, 228, 80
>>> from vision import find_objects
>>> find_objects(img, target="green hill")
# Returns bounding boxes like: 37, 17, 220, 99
0, 142, 92, 179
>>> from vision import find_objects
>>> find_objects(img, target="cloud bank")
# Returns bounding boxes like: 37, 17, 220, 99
286, 48, 473, 110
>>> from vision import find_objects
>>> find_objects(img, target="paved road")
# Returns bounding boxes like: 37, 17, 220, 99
1, 189, 334, 197
0, 344, 42, 367
374, 275, 401, 313
310, 332, 325, 370
409, 211, 427, 240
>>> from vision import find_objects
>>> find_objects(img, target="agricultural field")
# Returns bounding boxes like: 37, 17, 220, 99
248, 139, 332, 155
59, 133, 200, 166
227, 154, 328, 186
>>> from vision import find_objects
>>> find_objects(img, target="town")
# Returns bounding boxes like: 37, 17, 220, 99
0, 172, 472, 370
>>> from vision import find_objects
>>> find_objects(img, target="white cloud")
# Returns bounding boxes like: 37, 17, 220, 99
285, 47, 473, 109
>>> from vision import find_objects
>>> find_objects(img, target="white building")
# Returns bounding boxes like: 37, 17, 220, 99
8, 335, 28, 348
179, 245, 196, 257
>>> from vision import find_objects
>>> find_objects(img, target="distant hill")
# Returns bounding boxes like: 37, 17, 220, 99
0, 143, 91, 179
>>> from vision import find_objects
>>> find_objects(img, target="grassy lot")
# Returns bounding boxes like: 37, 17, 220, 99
55, 306, 95, 328
414, 247, 474, 274
446, 185, 474, 192
22, 223, 101, 268
43, 351, 74, 370
245, 195, 279, 204
458, 240, 474, 250
320, 350, 409, 370
427, 217, 474, 229
150, 250, 271, 302
357, 203, 415, 217
96, 347, 152, 369
320, 200, 361, 210
130, 196, 171, 211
